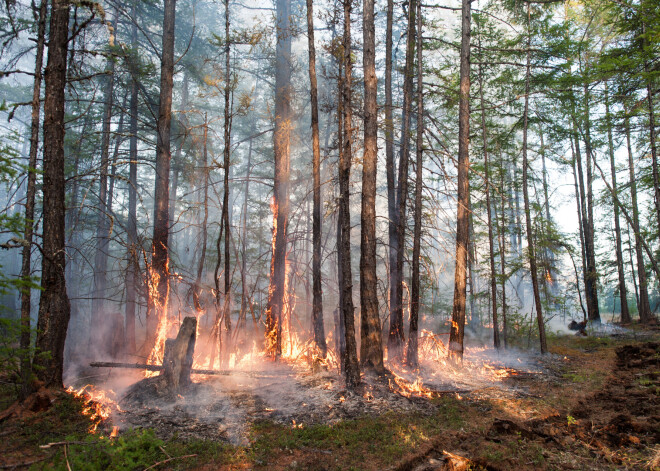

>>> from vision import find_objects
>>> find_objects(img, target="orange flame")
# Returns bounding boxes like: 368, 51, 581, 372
66, 385, 122, 433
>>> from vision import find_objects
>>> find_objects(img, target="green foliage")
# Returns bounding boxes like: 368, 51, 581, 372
0, 318, 47, 391
34, 430, 165, 471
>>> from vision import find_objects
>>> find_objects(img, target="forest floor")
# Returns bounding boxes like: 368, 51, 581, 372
1, 326, 659, 470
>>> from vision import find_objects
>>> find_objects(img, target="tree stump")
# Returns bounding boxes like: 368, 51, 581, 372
161, 316, 197, 391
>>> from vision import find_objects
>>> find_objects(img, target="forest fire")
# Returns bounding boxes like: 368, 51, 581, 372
65, 385, 123, 433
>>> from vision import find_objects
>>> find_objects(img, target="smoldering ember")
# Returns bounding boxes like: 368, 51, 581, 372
0, 0, 659, 470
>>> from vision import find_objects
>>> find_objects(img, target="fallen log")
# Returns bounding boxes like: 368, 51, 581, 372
89, 361, 269, 377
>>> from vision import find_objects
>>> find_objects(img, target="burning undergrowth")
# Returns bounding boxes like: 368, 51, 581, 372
65, 329, 542, 446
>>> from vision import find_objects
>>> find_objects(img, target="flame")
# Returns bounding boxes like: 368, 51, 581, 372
145, 254, 173, 376
65, 385, 122, 433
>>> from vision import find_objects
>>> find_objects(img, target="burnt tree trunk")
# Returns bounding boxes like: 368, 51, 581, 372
359, 0, 384, 371
20, 0, 47, 399
266, 0, 292, 358
306, 0, 327, 358
448, 0, 471, 361
34, 0, 71, 388
148, 0, 177, 361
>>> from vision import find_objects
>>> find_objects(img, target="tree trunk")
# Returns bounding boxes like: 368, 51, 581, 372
625, 111, 652, 323
581, 84, 601, 323
496, 167, 508, 348
222, 0, 233, 340
448, 0, 471, 360
20, 0, 47, 399
34, 0, 71, 388
359, 0, 384, 371
194, 116, 209, 311
338, 0, 360, 387
125, 0, 139, 357
385, 0, 398, 365
306, 0, 327, 358
521, 4, 546, 353
476, 30, 499, 350
604, 84, 630, 323
240, 122, 254, 330
266, 0, 292, 358
389, 0, 417, 360
405, 0, 423, 367
147, 0, 177, 362
92, 13, 117, 350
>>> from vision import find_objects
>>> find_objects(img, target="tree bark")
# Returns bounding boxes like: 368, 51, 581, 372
521, 4, 546, 353
194, 116, 209, 312
125, 0, 139, 357
147, 0, 177, 362
92, 12, 117, 351
306, 0, 327, 358
389, 0, 417, 360
19, 0, 47, 399
266, 0, 292, 358
581, 84, 601, 323
448, 0, 471, 360
359, 0, 384, 371
405, 0, 423, 367
34, 0, 71, 388
338, 0, 360, 387
604, 84, 630, 323
222, 0, 233, 339
624, 111, 652, 323
476, 29, 499, 350
385, 0, 398, 365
